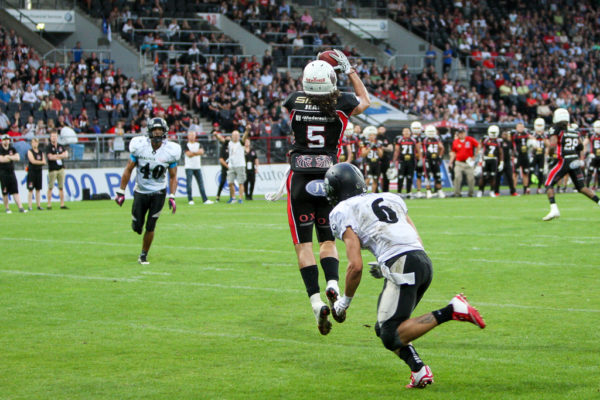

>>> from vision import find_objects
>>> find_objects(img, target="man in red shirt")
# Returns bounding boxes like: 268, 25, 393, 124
449, 129, 480, 197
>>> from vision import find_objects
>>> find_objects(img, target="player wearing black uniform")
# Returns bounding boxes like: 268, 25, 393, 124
477, 125, 503, 197
421, 125, 445, 198
361, 126, 383, 193
512, 123, 531, 194
410, 121, 425, 198
378, 125, 394, 192
26, 137, 46, 210
542, 109, 600, 221
282, 52, 370, 335
0, 134, 27, 213
243, 137, 258, 200
584, 120, 600, 189
495, 130, 518, 196
530, 118, 549, 194
393, 128, 419, 197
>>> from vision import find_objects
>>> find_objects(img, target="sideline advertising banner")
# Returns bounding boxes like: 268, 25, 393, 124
10, 164, 290, 203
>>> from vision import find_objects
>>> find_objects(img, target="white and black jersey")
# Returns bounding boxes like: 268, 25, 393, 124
129, 136, 181, 194
329, 192, 423, 265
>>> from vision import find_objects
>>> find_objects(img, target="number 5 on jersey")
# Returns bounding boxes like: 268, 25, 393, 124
307, 125, 325, 148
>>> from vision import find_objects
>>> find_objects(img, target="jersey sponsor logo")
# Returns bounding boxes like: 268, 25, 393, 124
305, 179, 326, 197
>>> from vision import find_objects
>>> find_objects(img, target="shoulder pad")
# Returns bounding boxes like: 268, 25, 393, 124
129, 135, 148, 155
165, 141, 182, 161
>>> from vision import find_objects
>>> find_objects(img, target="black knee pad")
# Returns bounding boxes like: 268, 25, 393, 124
379, 322, 405, 351
132, 220, 143, 235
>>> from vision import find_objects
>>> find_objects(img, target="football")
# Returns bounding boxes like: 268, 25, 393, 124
317, 50, 338, 67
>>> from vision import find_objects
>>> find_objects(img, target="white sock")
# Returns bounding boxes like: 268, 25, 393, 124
550, 203, 559, 212
309, 293, 324, 310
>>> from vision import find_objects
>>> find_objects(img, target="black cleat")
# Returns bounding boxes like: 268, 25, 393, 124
326, 287, 346, 323
138, 254, 150, 265
316, 305, 332, 335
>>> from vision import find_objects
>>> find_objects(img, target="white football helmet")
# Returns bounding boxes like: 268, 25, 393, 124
487, 125, 499, 139
534, 118, 545, 133
362, 125, 377, 138
593, 120, 600, 134
344, 122, 354, 137
302, 60, 337, 95
552, 108, 569, 124
425, 125, 437, 138
410, 121, 423, 135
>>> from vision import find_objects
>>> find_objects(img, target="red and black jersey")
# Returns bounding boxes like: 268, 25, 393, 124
0, 145, 17, 172
589, 134, 600, 157
422, 137, 443, 160
396, 136, 418, 161
283, 91, 359, 158
339, 134, 359, 161
549, 126, 582, 159
512, 131, 530, 155
532, 133, 547, 158
482, 136, 501, 159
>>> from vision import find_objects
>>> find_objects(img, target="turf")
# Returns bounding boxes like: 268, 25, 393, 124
1, 193, 599, 399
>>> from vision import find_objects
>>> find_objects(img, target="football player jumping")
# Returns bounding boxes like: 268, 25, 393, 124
114, 117, 182, 264
324, 162, 485, 389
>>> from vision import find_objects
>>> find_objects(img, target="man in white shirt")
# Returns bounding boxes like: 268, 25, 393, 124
169, 70, 186, 101
226, 129, 246, 204
324, 162, 485, 389
184, 131, 213, 205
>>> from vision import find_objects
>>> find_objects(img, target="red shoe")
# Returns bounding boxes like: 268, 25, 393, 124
406, 365, 434, 389
449, 293, 486, 328
494, 192, 500, 197
511, 192, 520, 196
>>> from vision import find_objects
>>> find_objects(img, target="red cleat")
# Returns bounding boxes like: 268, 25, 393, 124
449, 293, 486, 329
406, 365, 434, 389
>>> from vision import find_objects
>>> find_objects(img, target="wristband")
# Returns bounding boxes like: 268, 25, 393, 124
169, 194, 175, 199
116, 188, 125, 196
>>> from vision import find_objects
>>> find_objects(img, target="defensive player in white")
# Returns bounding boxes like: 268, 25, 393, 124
114, 117, 182, 264
324, 162, 485, 389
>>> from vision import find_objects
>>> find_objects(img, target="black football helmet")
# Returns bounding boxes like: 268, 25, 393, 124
149, 117, 168, 144
324, 162, 367, 206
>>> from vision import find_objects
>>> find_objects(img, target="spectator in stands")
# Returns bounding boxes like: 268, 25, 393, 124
425, 45, 436, 68
0, 110, 9, 132
22, 85, 37, 104
72, 41, 83, 63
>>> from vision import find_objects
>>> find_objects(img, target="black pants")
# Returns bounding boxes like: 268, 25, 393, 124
245, 169, 255, 199
495, 160, 516, 194
217, 167, 227, 197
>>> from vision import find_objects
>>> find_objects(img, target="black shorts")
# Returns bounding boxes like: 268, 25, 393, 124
398, 160, 416, 180
131, 189, 166, 234
545, 157, 585, 191
424, 158, 442, 183
589, 156, 600, 170
286, 171, 333, 245
377, 250, 433, 327
0, 171, 18, 195
366, 161, 381, 179
515, 153, 530, 172
27, 169, 42, 191
482, 158, 498, 178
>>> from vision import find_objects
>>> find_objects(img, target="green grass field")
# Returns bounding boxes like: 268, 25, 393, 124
1, 193, 599, 399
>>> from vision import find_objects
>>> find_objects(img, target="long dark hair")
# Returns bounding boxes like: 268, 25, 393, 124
309, 89, 341, 118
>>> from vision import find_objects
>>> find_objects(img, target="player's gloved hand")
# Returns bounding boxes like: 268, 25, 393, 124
368, 261, 383, 279
331, 49, 352, 74
334, 295, 352, 315
168, 194, 176, 214
115, 188, 125, 207
543, 163, 548, 175
498, 161, 504, 172
466, 157, 475, 168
